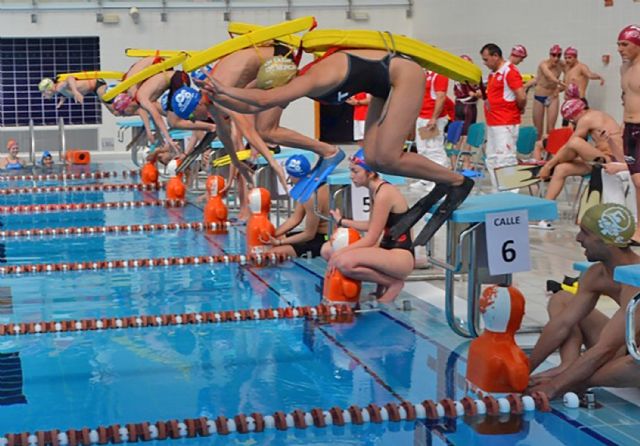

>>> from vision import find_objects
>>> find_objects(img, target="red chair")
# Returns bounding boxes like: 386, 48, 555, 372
544, 127, 574, 157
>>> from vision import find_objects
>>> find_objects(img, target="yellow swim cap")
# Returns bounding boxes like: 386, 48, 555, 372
256, 56, 297, 90
38, 78, 54, 92
581, 203, 636, 248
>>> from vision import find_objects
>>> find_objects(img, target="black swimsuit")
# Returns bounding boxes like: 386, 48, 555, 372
94, 78, 107, 93
373, 182, 414, 255
310, 53, 394, 105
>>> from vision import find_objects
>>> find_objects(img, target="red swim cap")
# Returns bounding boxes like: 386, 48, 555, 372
510, 45, 527, 58
460, 54, 473, 62
618, 25, 640, 46
561, 99, 587, 121
549, 44, 562, 55
566, 83, 580, 99
564, 47, 578, 57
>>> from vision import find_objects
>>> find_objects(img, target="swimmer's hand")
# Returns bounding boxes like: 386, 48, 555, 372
197, 76, 225, 98
538, 163, 553, 180
603, 162, 628, 174
74, 92, 84, 104
329, 209, 343, 225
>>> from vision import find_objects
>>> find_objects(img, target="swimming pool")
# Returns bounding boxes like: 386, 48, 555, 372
1, 161, 638, 446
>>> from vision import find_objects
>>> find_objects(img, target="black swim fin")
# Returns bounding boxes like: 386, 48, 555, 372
176, 131, 218, 174
412, 177, 474, 247
388, 182, 450, 239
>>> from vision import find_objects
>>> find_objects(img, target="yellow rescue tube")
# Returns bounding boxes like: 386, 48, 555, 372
301, 30, 482, 84
57, 71, 125, 82
125, 49, 198, 58
227, 21, 303, 48
102, 52, 188, 102
184, 16, 316, 72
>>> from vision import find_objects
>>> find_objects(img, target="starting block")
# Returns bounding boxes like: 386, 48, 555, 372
614, 264, 640, 363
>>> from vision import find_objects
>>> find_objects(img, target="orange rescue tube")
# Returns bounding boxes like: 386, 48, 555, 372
466, 285, 530, 393
323, 228, 362, 304
246, 188, 275, 254
65, 150, 91, 165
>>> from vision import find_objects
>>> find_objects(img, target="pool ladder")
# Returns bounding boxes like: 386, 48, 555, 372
627, 292, 640, 362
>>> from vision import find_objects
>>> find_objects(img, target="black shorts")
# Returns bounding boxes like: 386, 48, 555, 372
454, 102, 478, 136
289, 232, 326, 258
624, 122, 640, 175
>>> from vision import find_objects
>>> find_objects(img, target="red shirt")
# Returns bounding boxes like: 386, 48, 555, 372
419, 71, 454, 120
484, 61, 523, 126
352, 92, 369, 121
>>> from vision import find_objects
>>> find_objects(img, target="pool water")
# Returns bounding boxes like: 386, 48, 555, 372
0, 162, 637, 446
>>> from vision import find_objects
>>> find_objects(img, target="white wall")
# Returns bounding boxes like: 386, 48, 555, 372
0, 5, 412, 151
414, 0, 639, 124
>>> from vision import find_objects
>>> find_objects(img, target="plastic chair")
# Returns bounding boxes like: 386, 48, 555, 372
455, 122, 486, 171
444, 121, 465, 157
545, 127, 573, 157
515, 126, 538, 158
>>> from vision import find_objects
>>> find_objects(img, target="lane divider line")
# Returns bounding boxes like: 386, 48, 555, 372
0, 222, 226, 239
0, 394, 551, 445
0, 199, 184, 215
0, 252, 289, 275
0, 303, 350, 337
0, 170, 139, 182
0, 183, 163, 196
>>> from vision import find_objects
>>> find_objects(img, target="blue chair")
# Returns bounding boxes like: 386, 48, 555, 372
454, 122, 486, 172
444, 121, 465, 157
516, 126, 538, 158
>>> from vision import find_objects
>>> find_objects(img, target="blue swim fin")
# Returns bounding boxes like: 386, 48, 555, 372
294, 149, 346, 203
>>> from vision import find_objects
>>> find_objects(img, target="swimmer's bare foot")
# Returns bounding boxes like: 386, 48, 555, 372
377, 279, 404, 304
237, 208, 250, 222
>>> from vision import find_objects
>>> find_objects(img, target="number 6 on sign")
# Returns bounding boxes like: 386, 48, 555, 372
485, 209, 531, 275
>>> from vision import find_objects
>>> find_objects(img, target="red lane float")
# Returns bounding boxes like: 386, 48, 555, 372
0, 252, 290, 276
0, 199, 184, 214
0, 169, 139, 182
0, 182, 164, 196
0, 222, 228, 238
0, 394, 551, 445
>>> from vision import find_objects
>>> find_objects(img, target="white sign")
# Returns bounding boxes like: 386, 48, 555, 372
484, 209, 531, 275
350, 182, 371, 221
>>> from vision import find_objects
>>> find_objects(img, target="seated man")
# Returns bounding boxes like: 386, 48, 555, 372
536, 99, 627, 228
265, 155, 329, 258
528, 203, 640, 399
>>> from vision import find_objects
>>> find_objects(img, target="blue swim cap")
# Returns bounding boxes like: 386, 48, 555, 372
350, 148, 373, 172
171, 86, 201, 119
285, 154, 311, 178
159, 91, 169, 111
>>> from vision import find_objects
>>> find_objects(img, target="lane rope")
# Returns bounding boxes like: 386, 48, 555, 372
0, 170, 139, 182
0, 252, 289, 275
0, 182, 163, 196
0, 393, 551, 445
0, 199, 184, 214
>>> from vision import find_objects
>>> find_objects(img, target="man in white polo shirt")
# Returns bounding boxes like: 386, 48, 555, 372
480, 43, 527, 192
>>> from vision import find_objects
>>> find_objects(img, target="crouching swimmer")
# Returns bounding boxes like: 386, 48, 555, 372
321, 149, 414, 303
265, 155, 329, 258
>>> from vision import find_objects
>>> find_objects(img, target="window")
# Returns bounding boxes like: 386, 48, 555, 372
0, 36, 102, 127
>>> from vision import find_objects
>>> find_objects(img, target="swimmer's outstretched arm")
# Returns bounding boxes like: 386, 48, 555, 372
202, 73, 322, 111
138, 97, 180, 153
64, 76, 84, 104
167, 112, 217, 132
137, 108, 155, 142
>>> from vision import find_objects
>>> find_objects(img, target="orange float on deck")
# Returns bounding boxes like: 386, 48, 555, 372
466, 285, 529, 393
323, 228, 362, 304
141, 162, 159, 184
204, 175, 228, 232
246, 188, 275, 255
166, 174, 186, 200
65, 150, 91, 165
